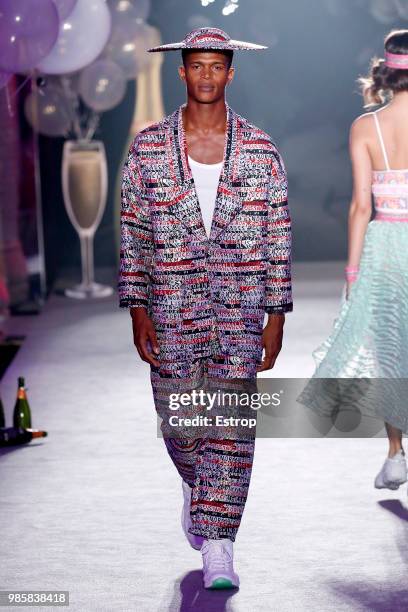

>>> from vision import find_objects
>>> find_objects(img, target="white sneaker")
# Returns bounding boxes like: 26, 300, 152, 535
181, 480, 204, 550
201, 538, 240, 589
374, 450, 407, 490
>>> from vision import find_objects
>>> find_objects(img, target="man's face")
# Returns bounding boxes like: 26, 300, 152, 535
178, 51, 234, 104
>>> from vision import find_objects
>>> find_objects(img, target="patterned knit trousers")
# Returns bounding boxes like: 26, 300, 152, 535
150, 342, 258, 542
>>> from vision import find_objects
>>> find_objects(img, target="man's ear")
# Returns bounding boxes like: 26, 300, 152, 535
227, 67, 235, 85
178, 65, 186, 82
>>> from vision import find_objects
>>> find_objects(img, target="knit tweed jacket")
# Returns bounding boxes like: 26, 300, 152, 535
119, 103, 293, 363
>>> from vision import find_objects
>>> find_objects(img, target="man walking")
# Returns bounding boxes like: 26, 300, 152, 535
119, 27, 292, 589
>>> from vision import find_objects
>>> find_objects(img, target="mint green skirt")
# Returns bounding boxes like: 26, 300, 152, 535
298, 220, 408, 432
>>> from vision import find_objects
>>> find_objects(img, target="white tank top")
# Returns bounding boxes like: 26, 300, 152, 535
188, 155, 223, 238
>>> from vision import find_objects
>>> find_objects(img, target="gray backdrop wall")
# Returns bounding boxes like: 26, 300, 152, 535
40, 0, 408, 288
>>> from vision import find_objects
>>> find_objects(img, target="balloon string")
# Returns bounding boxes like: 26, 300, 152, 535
61, 78, 73, 136
14, 74, 31, 97
85, 113, 100, 141
4, 74, 30, 117
5, 81, 13, 117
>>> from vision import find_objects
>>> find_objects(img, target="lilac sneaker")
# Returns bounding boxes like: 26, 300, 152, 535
374, 450, 407, 490
201, 538, 240, 589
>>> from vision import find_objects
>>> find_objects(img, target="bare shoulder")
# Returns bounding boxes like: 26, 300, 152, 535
350, 112, 375, 141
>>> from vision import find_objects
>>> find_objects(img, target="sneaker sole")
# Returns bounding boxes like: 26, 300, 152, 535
375, 478, 406, 490
375, 482, 401, 490
386, 479, 407, 487
206, 578, 238, 590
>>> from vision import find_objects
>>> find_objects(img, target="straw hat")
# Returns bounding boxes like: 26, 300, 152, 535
147, 27, 267, 52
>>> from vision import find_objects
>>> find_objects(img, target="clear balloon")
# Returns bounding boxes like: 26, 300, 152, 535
24, 84, 72, 137
109, 0, 151, 22
0, 0, 59, 73
0, 71, 12, 90
78, 59, 127, 111
58, 70, 82, 94
103, 18, 155, 79
52, 0, 78, 20
37, 0, 112, 75
134, 0, 151, 20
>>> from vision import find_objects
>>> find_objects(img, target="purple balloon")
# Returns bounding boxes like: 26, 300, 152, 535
0, 70, 12, 90
0, 0, 59, 73
53, 0, 78, 20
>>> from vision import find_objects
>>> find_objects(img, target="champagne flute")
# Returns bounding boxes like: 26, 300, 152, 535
61, 139, 113, 298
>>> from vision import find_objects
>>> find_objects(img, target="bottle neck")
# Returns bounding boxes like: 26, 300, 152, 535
17, 387, 27, 400
25, 429, 47, 439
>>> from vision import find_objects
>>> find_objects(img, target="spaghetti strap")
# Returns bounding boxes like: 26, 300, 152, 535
373, 111, 391, 171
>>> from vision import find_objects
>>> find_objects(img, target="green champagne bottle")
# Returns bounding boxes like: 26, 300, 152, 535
0, 395, 5, 428
13, 377, 32, 429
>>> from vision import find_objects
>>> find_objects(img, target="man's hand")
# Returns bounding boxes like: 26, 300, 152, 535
256, 314, 285, 372
130, 307, 160, 367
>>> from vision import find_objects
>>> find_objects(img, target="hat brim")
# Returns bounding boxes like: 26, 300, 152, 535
147, 39, 268, 52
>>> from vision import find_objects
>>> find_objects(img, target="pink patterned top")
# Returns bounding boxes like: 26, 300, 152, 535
371, 111, 408, 221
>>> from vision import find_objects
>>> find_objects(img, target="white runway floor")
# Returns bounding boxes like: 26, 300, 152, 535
1, 262, 408, 612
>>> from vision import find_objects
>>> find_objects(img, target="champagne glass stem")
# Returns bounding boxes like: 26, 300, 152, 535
79, 233, 89, 287
86, 234, 95, 286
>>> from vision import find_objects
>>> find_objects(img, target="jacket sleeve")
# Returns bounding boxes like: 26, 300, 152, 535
264, 147, 293, 314
118, 135, 154, 309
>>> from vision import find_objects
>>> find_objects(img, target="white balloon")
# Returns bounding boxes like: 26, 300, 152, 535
103, 19, 155, 79
53, 0, 78, 20
24, 85, 72, 136
36, 0, 112, 74
78, 59, 126, 111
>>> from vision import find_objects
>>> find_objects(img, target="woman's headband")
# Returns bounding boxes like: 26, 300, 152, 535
385, 51, 408, 69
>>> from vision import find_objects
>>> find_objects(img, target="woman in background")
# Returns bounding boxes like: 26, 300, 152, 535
299, 30, 408, 492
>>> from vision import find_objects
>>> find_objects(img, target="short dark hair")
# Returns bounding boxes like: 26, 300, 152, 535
359, 29, 408, 107
181, 48, 233, 69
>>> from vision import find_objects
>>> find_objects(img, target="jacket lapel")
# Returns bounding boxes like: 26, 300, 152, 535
210, 104, 243, 242
167, 102, 242, 243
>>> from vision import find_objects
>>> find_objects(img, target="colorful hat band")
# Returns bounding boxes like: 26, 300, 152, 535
385, 51, 408, 70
